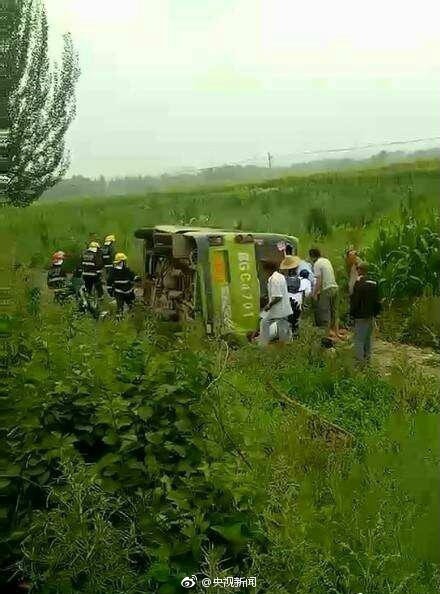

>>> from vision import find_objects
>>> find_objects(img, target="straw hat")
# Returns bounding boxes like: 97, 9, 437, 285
280, 255, 301, 270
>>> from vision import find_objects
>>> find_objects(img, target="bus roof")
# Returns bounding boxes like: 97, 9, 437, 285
134, 226, 298, 244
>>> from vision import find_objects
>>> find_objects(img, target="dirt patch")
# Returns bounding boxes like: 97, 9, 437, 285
373, 338, 440, 380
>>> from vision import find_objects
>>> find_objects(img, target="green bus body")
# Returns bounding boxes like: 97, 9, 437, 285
134, 226, 298, 337
208, 235, 260, 335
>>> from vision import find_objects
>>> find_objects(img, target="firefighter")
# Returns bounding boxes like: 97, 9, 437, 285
102, 234, 116, 277
107, 253, 138, 317
81, 241, 104, 298
47, 251, 68, 299
47, 251, 79, 306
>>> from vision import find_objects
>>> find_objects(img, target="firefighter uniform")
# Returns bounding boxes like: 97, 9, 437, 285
102, 235, 116, 275
47, 251, 72, 304
81, 242, 104, 298
47, 264, 67, 290
107, 253, 137, 316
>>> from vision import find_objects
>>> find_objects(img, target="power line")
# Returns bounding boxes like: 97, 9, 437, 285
298, 136, 440, 157
197, 135, 440, 171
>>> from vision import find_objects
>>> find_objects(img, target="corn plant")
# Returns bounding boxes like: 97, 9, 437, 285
367, 209, 440, 303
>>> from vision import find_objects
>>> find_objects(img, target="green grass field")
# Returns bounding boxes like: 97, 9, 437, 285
2, 159, 438, 270
1, 160, 439, 594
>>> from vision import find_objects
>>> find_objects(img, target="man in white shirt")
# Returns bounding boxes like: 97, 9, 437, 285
259, 261, 293, 346
309, 247, 339, 337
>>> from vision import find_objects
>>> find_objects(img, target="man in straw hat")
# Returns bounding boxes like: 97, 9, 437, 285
280, 254, 312, 335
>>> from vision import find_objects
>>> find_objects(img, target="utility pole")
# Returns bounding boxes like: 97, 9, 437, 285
267, 152, 273, 169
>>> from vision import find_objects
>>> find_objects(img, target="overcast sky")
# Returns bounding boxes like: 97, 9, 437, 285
46, 0, 440, 178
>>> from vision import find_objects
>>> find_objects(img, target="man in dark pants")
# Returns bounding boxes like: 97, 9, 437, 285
102, 234, 116, 278
107, 252, 138, 318
81, 241, 104, 298
350, 261, 382, 363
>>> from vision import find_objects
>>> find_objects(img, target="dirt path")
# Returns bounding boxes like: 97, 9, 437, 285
372, 338, 440, 380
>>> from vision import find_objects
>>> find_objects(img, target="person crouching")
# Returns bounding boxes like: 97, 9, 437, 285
259, 261, 293, 346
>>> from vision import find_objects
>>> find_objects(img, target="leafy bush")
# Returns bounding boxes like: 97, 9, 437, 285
1, 297, 262, 592
19, 460, 145, 594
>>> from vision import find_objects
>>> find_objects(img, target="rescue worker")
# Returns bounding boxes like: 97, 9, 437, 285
102, 234, 116, 277
47, 251, 68, 302
107, 253, 138, 317
81, 241, 104, 298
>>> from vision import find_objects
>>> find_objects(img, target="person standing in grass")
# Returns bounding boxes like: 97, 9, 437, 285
346, 247, 361, 295
350, 261, 382, 363
81, 241, 104, 298
285, 243, 315, 289
280, 255, 312, 336
259, 261, 292, 346
309, 247, 340, 338
107, 252, 139, 318
102, 234, 116, 278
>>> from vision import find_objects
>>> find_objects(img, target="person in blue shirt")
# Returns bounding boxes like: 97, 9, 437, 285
284, 244, 315, 289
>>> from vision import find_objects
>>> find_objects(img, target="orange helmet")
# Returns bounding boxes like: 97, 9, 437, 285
52, 251, 65, 263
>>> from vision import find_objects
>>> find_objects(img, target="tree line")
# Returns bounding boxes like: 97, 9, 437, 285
41, 148, 440, 201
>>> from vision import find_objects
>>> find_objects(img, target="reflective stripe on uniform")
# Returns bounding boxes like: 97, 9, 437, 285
115, 289, 134, 295
82, 272, 98, 277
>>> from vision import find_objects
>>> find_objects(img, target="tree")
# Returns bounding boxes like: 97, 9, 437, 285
0, 1, 13, 199
4, 0, 79, 207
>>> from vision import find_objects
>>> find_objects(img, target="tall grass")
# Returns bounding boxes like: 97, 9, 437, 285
1, 161, 438, 271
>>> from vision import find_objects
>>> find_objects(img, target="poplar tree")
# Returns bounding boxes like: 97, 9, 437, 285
2, 0, 80, 207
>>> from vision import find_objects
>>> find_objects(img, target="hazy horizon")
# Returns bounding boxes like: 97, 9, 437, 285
46, 0, 440, 178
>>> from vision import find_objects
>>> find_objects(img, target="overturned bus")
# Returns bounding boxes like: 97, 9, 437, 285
134, 226, 298, 337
